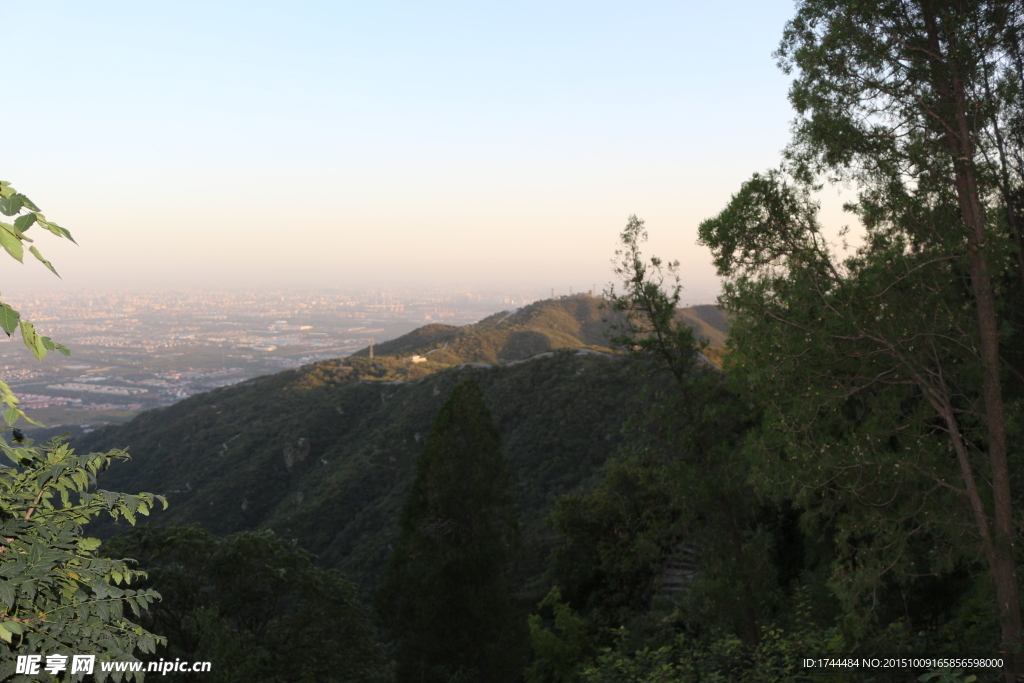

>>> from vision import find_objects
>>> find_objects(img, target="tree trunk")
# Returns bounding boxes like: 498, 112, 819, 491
924, 9, 1022, 677
951, 99, 1022, 683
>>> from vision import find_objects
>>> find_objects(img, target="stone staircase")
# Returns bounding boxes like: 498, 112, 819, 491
657, 542, 701, 597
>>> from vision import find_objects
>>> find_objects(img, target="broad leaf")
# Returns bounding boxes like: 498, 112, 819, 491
21, 411, 44, 427
0, 620, 23, 635
0, 196, 22, 216
13, 213, 36, 232
20, 320, 47, 361
18, 194, 40, 211
40, 220, 75, 243
0, 304, 19, 336
78, 537, 102, 552
101, 490, 118, 508
0, 580, 13, 609
0, 225, 23, 262
28, 246, 59, 277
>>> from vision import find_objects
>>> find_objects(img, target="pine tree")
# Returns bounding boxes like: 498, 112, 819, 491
376, 377, 524, 683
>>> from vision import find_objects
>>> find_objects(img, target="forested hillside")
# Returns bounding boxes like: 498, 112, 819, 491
76, 296, 726, 593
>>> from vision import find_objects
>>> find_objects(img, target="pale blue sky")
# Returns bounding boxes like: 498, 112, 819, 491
6, 1, 807, 302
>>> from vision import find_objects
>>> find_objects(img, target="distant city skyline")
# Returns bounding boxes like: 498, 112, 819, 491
6, 1, 854, 301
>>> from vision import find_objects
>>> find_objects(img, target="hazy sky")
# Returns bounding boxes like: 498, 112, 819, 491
6, 1, 821, 303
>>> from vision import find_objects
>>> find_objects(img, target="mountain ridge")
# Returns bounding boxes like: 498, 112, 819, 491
73, 296, 728, 594
350, 294, 727, 369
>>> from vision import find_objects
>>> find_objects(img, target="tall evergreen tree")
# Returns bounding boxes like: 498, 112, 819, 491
376, 377, 524, 683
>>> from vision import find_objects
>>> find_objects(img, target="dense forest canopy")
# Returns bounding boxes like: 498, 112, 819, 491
696, 0, 1024, 679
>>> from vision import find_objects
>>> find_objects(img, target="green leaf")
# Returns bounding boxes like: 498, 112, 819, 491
0, 623, 11, 643
55, 342, 71, 357
1, 620, 24, 635
124, 494, 139, 515
78, 537, 102, 552
40, 220, 75, 244
18, 195, 40, 211
0, 225, 23, 262
0, 196, 22, 216
13, 213, 36, 232
20, 320, 47, 361
2, 446, 23, 465
3, 407, 18, 426
21, 412, 44, 427
0, 304, 20, 336
29, 246, 59, 277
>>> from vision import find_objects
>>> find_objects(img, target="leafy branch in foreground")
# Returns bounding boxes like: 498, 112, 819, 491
0, 180, 168, 681
0, 180, 76, 431
0, 437, 168, 681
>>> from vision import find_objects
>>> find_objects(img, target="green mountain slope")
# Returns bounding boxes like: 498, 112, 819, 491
74, 297, 727, 593
78, 351, 650, 592
679, 304, 729, 348
352, 294, 727, 365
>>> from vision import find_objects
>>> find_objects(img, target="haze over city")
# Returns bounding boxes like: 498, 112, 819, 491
0, 286, 550, 431
3, 0, 849, 300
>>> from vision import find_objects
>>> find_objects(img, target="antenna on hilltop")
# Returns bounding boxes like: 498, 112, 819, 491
369, 338, 374, 359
